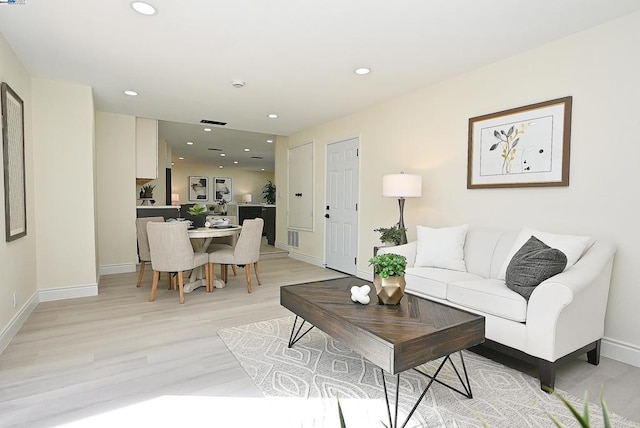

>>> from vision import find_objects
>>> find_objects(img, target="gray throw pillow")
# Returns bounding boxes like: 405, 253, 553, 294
505, 236, 567, 300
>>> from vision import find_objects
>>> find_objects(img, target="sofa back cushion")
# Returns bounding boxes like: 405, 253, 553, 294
463, 228, 517, 278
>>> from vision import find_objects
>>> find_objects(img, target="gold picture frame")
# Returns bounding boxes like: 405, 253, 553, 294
467, 97, 572, 189
2, 82, 27, 241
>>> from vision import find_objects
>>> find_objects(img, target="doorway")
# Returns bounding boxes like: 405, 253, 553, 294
324, 138, 359, 275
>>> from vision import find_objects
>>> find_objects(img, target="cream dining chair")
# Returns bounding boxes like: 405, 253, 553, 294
147, 221, 211, 303
208, 218, 263, 293
135, 216, 164, 287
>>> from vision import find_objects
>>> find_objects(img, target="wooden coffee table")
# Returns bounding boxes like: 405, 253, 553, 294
280, 277, 485, 428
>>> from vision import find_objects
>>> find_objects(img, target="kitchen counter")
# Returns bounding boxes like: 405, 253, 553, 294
238, 204, 276, 245
136, 205, 180, 220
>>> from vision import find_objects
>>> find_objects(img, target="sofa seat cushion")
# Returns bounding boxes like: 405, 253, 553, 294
405, 267, 482, 299
447, 279, 528, 322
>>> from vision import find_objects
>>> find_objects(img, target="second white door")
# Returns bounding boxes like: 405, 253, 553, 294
325, 138, 359, 274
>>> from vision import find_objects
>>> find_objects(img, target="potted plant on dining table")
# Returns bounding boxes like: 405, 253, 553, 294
187, 203, 208, 227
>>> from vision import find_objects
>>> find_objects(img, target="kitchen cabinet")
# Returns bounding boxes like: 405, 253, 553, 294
135, 117, 158, 180
239, 205, 276, 246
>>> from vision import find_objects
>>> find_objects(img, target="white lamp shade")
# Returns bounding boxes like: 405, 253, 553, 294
171, 193, 180, 205
382, 173, 422, 198
242, 193, 253, 203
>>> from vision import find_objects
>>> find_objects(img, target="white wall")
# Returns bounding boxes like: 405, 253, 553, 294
282, 12, 640, 355
32, 78, 98, 297
274, 136, 289, 248
0, 35, 38, 347
171, 159, 275, 205
96, 112, 137, 274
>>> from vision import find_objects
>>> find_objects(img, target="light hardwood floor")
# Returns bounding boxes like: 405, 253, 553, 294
1, 257, 639, 427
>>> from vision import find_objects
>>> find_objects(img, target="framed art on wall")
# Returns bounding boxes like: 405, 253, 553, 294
214, 176, 232, 203
188, 176, 209, 201
467, 96, 572, 189
2, 82, 27, 242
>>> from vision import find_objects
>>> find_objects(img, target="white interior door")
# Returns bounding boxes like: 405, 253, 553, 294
325, 138, 359, 274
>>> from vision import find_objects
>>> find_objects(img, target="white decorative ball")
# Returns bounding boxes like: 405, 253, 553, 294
350, 284, 371, 305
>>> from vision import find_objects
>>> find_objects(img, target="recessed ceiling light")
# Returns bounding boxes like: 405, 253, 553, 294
186, 141, 193, 145
220, 153, 226, 157
203, 128, 212, 132
171, 162, 175, 166
131, 1, 156, 15
124, 90, 138, 96
178, 157, 184, 160
233, 161, 239, 164
354, 67, 371, 75
261, 168, 265, 171
244, 148, 250, 152
268, 114, 279, 119
219, 165, 223, 169
266, 139, 273, 143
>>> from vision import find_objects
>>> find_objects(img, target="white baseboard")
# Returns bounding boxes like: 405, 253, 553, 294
0, 291, 38, 354
274, 240, 289, 251
99, 263, 137, 276
288, 251, 324, 267
39, 283, 98, 302
602, 337, 640, 368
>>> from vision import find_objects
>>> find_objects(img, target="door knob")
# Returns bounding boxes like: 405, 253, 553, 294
324, 214, 330, 218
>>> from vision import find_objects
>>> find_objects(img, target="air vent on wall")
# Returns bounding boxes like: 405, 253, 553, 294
288, 230, 299, 248
208, 148, 222, 151
200, 119, 227, 126
250, 156, 264, 159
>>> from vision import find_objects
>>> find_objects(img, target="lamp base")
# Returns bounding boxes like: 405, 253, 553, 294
397, 198, 408, 245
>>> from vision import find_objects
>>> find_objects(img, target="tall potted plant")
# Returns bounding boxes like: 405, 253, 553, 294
262, 181, 276, 204
368, 253, 407, 305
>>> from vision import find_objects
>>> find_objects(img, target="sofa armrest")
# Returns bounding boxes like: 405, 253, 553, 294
376, 241, 417, 267
525, 239, 616, 360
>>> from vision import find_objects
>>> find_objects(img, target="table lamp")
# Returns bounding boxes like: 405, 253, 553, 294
382, 172, 422, 244
242, 193, 253, 204
171, 193, 180, 206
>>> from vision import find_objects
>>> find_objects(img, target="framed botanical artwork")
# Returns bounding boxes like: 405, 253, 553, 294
467, 97, 572, 189
188, 176, 209, 201
213, 176, 232, 203
2, 82, 27, 241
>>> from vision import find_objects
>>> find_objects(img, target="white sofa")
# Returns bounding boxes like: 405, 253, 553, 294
377, 227, 615, 390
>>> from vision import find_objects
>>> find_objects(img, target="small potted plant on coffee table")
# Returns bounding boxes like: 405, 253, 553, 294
368, 253, 407, 305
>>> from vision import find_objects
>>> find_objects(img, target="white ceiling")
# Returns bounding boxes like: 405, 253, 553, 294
1, 0, 640, 170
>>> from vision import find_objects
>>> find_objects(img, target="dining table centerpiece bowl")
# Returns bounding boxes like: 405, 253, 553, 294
368, 253, 407, 305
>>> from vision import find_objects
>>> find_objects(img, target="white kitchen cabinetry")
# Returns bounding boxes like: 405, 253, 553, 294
135, 117, 158, 180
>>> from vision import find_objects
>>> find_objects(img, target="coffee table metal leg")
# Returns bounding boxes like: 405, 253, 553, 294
287, 315, 315, 348
381, 372, 400, 428
381, 351, 472, 428
413, 351, 473, 399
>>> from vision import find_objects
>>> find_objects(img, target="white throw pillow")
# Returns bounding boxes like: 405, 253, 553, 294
415, 224, 469, 272
498, 227, 592, 280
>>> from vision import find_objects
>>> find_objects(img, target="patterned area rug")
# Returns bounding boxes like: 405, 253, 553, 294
219, 316, 638, 428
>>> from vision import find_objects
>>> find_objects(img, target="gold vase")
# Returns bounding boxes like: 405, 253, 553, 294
373, 275, 406, 305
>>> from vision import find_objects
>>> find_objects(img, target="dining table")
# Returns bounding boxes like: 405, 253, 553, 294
184, 225, 242, 293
